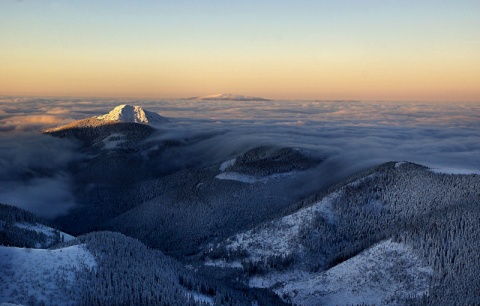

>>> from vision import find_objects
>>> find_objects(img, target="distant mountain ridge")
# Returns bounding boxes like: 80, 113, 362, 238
186, 93, 272, 101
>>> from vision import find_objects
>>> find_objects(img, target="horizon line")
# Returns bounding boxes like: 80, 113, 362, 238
1, 93, 479, 104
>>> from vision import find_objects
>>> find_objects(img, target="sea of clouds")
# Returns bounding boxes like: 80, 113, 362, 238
1, 96, 479, 218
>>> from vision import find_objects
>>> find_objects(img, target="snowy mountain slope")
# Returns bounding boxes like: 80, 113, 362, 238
44, 105, 167, 133
64, 231, 283, 305
97, 104, 168, 124
217, 192, 339, 263
201, 162, 480, 305
249, 239, 432, 306
42, 105, 166, 148
0, 244, 95, 305
188, 93, 272, 101
2, 209, 284, 306
204, 168, 372, 267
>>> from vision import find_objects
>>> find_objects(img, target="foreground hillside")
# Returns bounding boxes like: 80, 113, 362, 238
2, 161, 479, 305
1, 206, 282, 305
201, 162, 480, 305
0, 244, 95, 305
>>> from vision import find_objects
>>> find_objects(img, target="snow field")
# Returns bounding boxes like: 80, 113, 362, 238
0, 244, 96, 305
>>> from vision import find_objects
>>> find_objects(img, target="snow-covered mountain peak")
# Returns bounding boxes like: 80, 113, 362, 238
97, 104, 168, 124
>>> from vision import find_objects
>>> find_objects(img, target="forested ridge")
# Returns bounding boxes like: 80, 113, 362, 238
204, 162, 480, 305
0, 206, 284, 305
59, 232, 282, 306
0, 203, 66, 248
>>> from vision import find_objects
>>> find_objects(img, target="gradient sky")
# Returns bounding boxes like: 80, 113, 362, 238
1, 0, 479, 101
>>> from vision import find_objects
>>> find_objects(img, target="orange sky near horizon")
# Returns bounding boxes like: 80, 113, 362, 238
1, 1, 479, 102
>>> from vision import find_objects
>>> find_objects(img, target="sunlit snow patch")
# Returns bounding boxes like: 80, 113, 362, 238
97, 104, 168, 124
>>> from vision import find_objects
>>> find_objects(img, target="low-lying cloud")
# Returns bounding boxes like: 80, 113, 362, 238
0, 131, 81, 219
0, 175, 75, 219
1, 96, 479, 218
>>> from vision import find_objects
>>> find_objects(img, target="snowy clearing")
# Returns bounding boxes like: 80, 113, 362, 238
219, 158, 236, 171
102, 133, 126, 149
394, 161, 406, 168
13, 222, 74, 245
204, 259, 243, 269
0, 244, 96, 305
249, 239, 432, 306
188, 292, 214, 305
215, 171, 297, 184
347, 173, 379, 188
223, 193, 339, 262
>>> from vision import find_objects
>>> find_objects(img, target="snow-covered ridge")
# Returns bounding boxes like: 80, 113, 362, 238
428, 167, 480, 175
97, 104, 168, 124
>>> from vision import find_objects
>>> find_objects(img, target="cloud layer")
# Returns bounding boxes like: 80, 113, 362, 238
0, 96, 479, 218
0, 131, 81, 219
